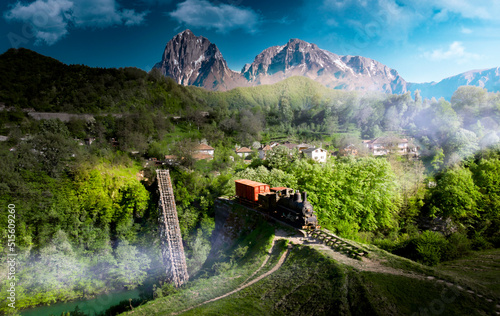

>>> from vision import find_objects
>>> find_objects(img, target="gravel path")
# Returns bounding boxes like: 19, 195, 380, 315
172, 236, 290, 315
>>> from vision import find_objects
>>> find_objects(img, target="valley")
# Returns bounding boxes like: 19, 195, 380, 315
0, 47, 499, 316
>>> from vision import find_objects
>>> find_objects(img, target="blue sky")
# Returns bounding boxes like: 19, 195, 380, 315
1, 0, 500, 83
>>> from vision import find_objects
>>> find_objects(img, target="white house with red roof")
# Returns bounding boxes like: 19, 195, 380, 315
196, 143, 215, 156
235, 147, 253, 158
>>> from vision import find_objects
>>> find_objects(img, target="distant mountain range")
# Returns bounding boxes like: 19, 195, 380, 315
407, 68, 500, 100
154, 30, 500, 99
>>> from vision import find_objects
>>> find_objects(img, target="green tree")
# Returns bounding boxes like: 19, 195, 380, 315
444, 128, 478, 164
451, 86, 487, 111
110, 240, 151, 289
431, 147, 445, 171
265, 146, 293, 170
279, 96, 293, 124
290, 157, 399, 235
428, 166, 481, 220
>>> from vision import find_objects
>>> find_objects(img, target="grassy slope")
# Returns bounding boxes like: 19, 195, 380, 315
188, 76, 359, 110
436, 248, 500, 297
120, 224, 497, 316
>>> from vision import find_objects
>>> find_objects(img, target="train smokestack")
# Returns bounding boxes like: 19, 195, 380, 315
303, 191, 307, 202
295, 190, 302, 202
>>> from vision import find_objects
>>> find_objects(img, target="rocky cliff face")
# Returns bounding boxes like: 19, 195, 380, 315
242, 38, 407, 94
154, 30, 407, 93
153, 30, 246, 91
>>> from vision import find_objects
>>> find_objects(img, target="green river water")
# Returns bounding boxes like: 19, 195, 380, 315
19, 289, 142, 316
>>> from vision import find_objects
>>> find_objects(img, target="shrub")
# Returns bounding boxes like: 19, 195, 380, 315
231, 245, 249, 261
443, 233, 471, 261
212, 261, 232, 275
471, 234, 493, 250
415, 231, 448, 266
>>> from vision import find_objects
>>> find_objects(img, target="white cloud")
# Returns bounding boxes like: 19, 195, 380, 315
429, 0, 494, 20
168, 0, 260, 34
4, 0, 148, 45
461, 27, 472, 34
398, 0, 500, 21
423, 41, 480, 63
317, 0, 421, 44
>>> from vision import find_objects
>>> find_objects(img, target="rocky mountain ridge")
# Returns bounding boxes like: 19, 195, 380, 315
154, 30, 408, 93
408, 67, 500, 100
154, 30, 500, 98
240, 38, 406, 94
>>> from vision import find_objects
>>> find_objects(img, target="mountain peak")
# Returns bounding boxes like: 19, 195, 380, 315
153, 30, 246, 91
179, 29, 193, 35
286, 38, 315, 48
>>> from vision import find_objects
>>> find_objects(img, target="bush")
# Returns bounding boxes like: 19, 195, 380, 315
212, 261, 232, 275
415, 231, 448, 266
471, 234, 493, 250
231, 245, 249, 261
443, 233, 471, 261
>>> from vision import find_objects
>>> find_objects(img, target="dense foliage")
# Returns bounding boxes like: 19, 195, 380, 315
0, 48, 499, 313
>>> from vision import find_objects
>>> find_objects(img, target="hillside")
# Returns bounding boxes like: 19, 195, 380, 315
188, 76, 356, 110
1, 47, 499, 316
0, 48, 202, 114
119, 202, 498, 316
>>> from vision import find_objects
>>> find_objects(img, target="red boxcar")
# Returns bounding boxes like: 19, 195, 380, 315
235, 179, 270, 202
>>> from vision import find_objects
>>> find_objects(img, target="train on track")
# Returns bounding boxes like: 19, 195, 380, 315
234, 179, 320, 230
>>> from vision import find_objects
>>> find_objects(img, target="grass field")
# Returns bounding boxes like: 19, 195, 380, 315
436, 248, 500, 297
120, 221, 498, 316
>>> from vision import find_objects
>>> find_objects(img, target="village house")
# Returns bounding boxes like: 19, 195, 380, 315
196, 143, 215, 156
296, 143, 314, 152
303, 147, 328, 163
281, 141, 298, 150
258, 144, 273, 159
341, 144, 358, 156
164, 155, 178, 164
363, 137, 417, 156
235, 147, 253, 158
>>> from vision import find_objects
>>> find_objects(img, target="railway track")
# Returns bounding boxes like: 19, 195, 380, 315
224, 198, 369, 261
306, 229, 369, 260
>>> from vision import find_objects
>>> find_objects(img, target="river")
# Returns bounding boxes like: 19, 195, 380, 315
20, 288, 142, 316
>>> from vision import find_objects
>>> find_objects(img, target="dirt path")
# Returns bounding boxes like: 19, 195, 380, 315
172, 229, 499, 315
241, 238, 276, 285
275, 229, 500, 313
172, 237, 290, 315
274, 228, 428, 279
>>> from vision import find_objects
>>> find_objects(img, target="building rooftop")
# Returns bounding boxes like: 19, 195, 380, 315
236, 147, 253, 153
197, 143, 215, 151
367, 137, 408, 144
303, 147, 326, 153
192, 152, 213, 160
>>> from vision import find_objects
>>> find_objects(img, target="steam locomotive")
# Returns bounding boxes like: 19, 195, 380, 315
235, 179, 319, 230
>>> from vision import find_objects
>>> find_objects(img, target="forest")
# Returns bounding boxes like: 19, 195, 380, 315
0, 48, 499, 313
